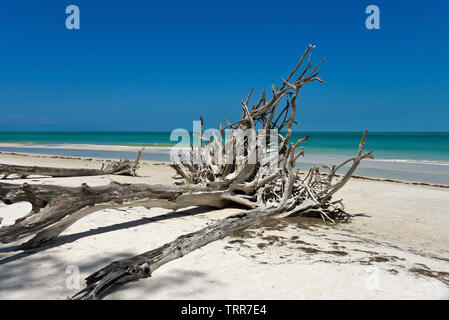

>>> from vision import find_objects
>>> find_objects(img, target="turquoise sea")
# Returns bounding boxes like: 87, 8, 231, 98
0, 132, 448, 184
1, 131, 448, 162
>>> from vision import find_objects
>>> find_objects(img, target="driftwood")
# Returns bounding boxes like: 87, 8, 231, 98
69, 134, 371, 299
0, 45, 373, 299
0, 149, 143, 179
73, 208, 273, 300
0, 182, 230, 248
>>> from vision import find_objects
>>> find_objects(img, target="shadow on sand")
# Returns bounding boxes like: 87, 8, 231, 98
0, 205, 217, 266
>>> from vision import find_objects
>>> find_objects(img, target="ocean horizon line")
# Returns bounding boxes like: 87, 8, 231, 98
1, 130, 449, 133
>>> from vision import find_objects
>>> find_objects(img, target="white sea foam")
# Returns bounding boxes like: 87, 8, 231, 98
371, 158, 449, 167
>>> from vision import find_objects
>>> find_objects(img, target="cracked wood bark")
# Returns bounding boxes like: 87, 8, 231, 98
0, 182, 230, 247
0, 149, 143, 178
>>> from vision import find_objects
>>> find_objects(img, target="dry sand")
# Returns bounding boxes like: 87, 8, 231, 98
0, 152, 448, 299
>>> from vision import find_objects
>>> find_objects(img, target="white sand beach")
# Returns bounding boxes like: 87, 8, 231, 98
0, 152, 448, 300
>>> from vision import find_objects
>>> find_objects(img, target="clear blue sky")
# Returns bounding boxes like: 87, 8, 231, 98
0, 0, 448, 131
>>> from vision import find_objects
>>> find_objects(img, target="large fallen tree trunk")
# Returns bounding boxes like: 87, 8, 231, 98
0, 44, 373, 299
0, 182, 229, 248
72, 208, 274, 300
0, 149, 143, 179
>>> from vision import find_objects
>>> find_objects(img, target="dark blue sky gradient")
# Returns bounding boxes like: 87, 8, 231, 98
0, 0, 448, 131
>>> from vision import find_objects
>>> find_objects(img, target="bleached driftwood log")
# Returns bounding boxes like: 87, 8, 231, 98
0, 182, 230, 247
73, 208, 273, 300
0, 45, 373, 299
0, 149, 143, 179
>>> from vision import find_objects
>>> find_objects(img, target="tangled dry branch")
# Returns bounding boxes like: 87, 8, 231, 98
171, 44, 373, 221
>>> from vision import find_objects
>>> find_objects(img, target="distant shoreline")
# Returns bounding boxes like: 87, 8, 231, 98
1, 143, 449, 185
1, 142, 449, 166
1, 149, 447, 189
0, 142, 173, 152
1, 131, 448, 163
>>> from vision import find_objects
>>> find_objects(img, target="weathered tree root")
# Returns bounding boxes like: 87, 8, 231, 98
71, 134, 371, 299
0, 149, 143, 179
0, 129, 370, 249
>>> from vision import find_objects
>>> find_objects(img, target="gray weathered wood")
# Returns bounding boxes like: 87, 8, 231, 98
0, 150, 143, 178
73, 208, 274, 300
0, 182, 228, 247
